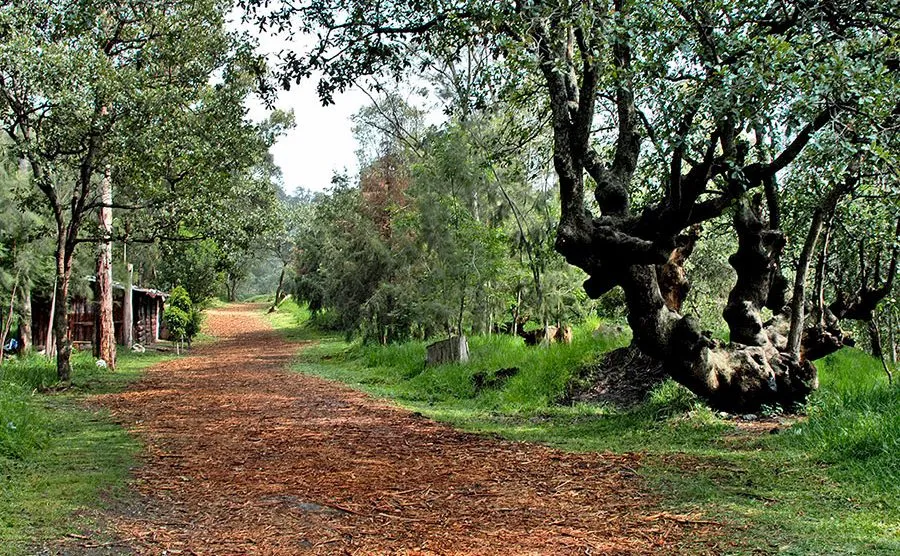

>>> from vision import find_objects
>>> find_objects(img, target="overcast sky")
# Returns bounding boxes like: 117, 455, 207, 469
246, 82, 367, 195
238, 17, 369, 196
238, 15, 445, 196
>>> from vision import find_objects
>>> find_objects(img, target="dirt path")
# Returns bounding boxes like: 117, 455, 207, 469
86, 304, 715, 555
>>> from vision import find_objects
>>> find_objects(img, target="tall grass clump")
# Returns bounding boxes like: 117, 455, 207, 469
0, 355, 57, 459
781, 348, 900, 492
0, 354, 60, 391
0, 383, 48, 459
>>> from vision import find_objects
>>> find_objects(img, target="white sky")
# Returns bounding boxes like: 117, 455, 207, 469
237, 14, 444, 195
246, 81, 367, 195
238, 18, 369, 195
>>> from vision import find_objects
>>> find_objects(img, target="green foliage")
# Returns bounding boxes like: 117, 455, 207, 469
164, 286, 201, 346
185, 307, 204, 342
155, 240, 224, 305
291, 102, 595, 343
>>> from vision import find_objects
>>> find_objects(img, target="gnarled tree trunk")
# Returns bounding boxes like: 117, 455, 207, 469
530, 8, 844, 412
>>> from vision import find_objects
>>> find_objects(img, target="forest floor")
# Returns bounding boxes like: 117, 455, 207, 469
53, 303, 720, 555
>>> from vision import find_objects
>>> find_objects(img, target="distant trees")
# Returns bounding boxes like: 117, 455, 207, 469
289, 93, 596, 343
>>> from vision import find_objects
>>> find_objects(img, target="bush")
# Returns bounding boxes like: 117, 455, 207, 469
165, 286, 202, 349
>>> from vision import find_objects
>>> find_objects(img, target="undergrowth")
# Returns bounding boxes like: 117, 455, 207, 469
269, 300, 900, 555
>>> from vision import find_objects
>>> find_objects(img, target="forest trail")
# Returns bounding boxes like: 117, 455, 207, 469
82, 304, 716, 555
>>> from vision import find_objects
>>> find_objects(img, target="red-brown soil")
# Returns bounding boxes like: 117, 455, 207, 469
74, 304, 718, 554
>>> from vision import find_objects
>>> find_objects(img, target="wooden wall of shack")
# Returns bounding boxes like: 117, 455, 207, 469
31, 286, 168, 350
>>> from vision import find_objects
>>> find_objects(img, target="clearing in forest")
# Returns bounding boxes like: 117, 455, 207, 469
68, 304, 718, 554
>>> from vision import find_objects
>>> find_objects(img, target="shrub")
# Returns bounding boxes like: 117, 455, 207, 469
165, 286, 202, 352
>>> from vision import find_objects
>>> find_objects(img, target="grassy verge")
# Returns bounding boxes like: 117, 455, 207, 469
0, 350, 171, 555
268, 300, 899, 555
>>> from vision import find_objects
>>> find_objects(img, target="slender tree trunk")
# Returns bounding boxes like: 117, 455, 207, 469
122, 263, 134, 348
95, 166, 116, 368
0, 269, 20, 365
19, 282, 31, 354
274, 266, 286, 304
512, 288, 521, 337
812, 219, 833, 327
54, 242, 74, 382
44, 286, 56, 357
890, 307, 897, 366
457, 292, 465, 337
787, 208, 826, 358
226, 275, 238, 302
868, 316, 892, 384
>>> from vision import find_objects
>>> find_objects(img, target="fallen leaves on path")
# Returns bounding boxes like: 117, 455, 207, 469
80, 304, 720, 554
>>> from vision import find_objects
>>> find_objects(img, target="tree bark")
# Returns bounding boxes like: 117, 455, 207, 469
786, 208, 826, 358
54, 238, 74, 382
123, 263, 134, 348
0, 268, 20, 365
273, 265, 286, 307
657, 225, 701, 312
19, 282, 32, 354
95, 165, 116, 368
812, 218, 833, 327
512, 288, 521, 337
44, 286, 56, 357
723, 199, 787, 347
868, 316, 892, 384
890, 307, 898, 366
226, 274, 238, 302
621, 265, 816, 411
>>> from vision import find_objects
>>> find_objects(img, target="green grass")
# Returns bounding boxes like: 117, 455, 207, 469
0, 349, 171, 554
268, 300, 900, 555
241, 294, 275, 303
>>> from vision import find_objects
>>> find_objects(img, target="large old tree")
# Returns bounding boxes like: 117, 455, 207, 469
246, 0, 899, 411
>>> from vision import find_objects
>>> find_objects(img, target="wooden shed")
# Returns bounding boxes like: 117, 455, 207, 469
32, 283, 168, 351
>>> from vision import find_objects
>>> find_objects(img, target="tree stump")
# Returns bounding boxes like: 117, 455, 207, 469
555, 326, 573, 344
426, 336, 469, 366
